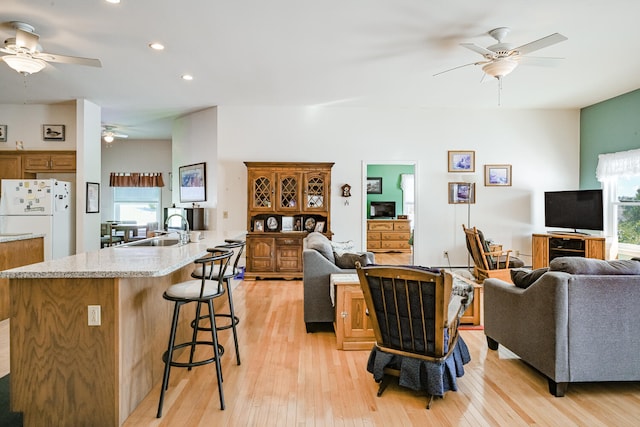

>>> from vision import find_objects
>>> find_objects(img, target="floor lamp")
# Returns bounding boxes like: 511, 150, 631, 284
463, 178, 476, 274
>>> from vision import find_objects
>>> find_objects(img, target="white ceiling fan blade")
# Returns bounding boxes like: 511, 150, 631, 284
113, 133, 128, 138
460, 43, 496, 58
513, 33, 567, 56
433, 60, 487, 77
34, 52, 102, 67
15, 28, 39, 53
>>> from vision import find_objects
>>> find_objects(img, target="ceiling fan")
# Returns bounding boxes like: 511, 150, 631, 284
0, 21, 101, 75
102, 126, 128, 144
434, 27, 568, 81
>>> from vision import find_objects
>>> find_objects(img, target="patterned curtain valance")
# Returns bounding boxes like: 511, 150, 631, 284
596, 148, 640, 182
109, 172, 165, 187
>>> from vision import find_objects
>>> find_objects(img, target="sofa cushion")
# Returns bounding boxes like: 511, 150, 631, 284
331, 239, 355, 255
305, 232, 335, 263
510, 267, 549, 289
549, 257, 640, 275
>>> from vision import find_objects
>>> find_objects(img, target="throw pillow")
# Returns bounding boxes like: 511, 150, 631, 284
305, 232, 335, 263
331, 240, 355, 255
549, 257, 640, 275
510, 267, 549, 289
334, 252, 371, 269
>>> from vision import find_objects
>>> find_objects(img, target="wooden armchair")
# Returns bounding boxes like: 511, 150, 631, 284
462, 225, 524, 283
355, 264, 471, 409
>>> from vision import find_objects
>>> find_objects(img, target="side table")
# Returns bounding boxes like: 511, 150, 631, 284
330, 273, 376, 350
452, 273, 482, 325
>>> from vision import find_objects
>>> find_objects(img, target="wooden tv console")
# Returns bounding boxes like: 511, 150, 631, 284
532, 233, 605, 269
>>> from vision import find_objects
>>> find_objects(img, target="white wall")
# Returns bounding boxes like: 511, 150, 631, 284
100, 138, 172, 221
172, 107, 218, 229
0, 103, 77, 151
216, 106, 580, 267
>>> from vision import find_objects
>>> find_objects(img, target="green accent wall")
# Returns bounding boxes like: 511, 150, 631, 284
366, 164, 414, 218
580, 88, 640, 189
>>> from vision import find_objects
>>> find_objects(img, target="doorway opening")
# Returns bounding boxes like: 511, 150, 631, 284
361, 161, 417, 265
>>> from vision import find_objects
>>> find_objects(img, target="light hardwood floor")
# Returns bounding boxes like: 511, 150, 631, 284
3, 256, 640, 426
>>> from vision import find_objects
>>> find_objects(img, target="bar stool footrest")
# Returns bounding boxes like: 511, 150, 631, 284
191, 313, 240, 331
162, 341, 225, 369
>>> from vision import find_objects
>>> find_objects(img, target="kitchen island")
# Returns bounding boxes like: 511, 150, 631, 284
0, 230, 244, 427
0, 233, 44, 320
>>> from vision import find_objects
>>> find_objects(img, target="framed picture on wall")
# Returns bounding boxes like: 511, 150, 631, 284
43, 124, 65, 141
448, 182, 475, 204
448, 150, 475, 172
86, 182, 100, 213
485, 164, 512, 186
0, 125, 7, 142
367, 177, 382, 194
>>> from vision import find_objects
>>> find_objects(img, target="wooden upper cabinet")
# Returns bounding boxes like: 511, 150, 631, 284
23, 152, 76, 172
277, 172, 301, 211
0, 154, 23, 181
248, 169, 276, 212
303, 171, 329, 212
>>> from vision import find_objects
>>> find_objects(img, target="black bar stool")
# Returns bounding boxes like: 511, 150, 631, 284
191, 240, 245, 365
157, 249, 233, 417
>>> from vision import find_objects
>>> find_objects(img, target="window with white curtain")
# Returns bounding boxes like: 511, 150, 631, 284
400, 174, 415, 226
596, 148, 640, 259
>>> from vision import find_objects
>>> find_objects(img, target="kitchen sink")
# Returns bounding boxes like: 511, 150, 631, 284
121, 237, 182, 247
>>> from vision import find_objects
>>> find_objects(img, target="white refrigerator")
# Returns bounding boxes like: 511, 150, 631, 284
0, 179, 73, 260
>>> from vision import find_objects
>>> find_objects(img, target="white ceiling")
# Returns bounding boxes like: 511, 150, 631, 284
2, 0, 640, 139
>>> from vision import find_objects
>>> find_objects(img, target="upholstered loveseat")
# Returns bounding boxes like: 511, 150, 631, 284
484, 256, 640, 396
302, 232, 375, 332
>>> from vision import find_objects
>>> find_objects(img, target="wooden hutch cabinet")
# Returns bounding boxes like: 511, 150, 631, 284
244, 162, 333, 279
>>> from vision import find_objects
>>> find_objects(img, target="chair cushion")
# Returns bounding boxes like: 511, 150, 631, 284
165, 279, 223, 299
549, 257, 640, 275
510, 267, 549, 289
305, 232, 335, 263
495, 256, 525, 269
334, 252, 374, 269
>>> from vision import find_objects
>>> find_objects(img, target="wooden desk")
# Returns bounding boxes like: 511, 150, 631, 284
331, 274, 375, 350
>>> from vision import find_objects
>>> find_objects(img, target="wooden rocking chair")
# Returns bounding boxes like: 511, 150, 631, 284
462, 225, 524, 283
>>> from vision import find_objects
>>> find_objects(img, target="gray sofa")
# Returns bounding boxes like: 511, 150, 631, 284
484, 257, 640, 396
302, 232, 375, 332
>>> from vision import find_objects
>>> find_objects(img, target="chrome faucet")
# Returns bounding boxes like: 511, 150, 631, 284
165, 214, 190, 244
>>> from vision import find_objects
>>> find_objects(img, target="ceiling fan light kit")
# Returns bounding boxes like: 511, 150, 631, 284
2, 53, 46, 75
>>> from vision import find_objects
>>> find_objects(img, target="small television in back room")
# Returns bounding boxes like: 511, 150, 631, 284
544, 189, 603, 233
370, 201, 396, 218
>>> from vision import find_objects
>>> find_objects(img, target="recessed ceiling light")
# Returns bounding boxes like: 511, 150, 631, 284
105, 0, 121, 4
149, 42, 165, 50
181, 74, 194, 81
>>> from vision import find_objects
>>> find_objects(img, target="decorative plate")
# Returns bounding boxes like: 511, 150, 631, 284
266, 216, 278, 230
304, 217, 316, 232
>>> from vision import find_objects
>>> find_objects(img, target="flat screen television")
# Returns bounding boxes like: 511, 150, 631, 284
179, 162, 207, 203
370, 201, 396, 218
544, 189, 603, 232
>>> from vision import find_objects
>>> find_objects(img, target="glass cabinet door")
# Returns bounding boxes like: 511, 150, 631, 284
303, 172, 327, 211
278, 173, 300, 210
249, 170, 275, 211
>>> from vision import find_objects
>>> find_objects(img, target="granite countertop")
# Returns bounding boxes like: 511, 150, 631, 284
0, 230, 246, 279
0, 233, 46, 243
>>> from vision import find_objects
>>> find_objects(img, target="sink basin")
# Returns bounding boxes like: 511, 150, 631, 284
121, 238, 182, 247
